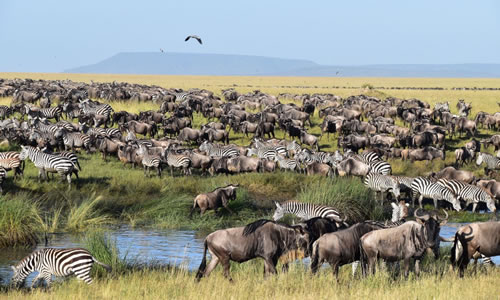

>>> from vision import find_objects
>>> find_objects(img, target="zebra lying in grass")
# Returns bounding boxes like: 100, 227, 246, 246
11, 248, 111, 288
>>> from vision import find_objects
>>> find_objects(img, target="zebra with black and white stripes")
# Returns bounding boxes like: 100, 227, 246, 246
137, 145, 162, 177
164, 150, 192, 176
368, 160, 392, 175
171, 91, 191, 102
199, 141, 239, 158
19, 145, 76, 185
363, 173, 400, 202
411, 177, 461, 211
247, 145, 286, 161
0, 151, 23, 178
0, 167, 6, 193
78, 99, 114, 119
37, 106, 63, 122
437, 179, 497, 215
275, 154, 300, 172
476, 152, 500, 172
391, 175, 415, 199
62, 131, 92, 152
272, 201, 347, 226
10, 248, 111, 287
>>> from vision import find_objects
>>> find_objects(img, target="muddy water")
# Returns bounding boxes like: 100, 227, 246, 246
0, 224, 497, 285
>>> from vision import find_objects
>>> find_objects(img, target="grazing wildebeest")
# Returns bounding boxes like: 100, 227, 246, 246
299, 130, 319, 151
310, 221, 384, 280
195, 219, 310, 281
429, 166, 476, 184
177, 127, 202, 144
336, 157, 371, 177
190, 184, 239, 216
450, 221, 500, 277
360, 209, 448, 277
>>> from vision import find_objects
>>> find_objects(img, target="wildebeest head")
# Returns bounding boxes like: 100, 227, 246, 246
414, 208, 448, 258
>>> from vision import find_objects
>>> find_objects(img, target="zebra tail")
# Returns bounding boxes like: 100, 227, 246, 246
196, 240, 208, 281
93, 258, 112, 272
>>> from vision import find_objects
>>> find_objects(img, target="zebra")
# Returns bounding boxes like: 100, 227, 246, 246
295, 149, 330, 165
247, 146, 284, 161
476, 152, 500, 173
171, 90, 191, 102
164, 150, 192, 176
410, 177, 461, 211
37, 106, 63, 122
137, 145, 162, 177
40, 147, 82, 171
347, 149, 381, 164
0, 167, 6, 193
0, 105, 12, 119
275, 154, 300, 172
437, 179, 497, 215
199, 141, 239, 158
0, 156, 23, 179
10, 248, 111, 287
272, 201, 347, 227
368, 160, 392, 175
286, 140, 302, 156
62, 131, 92, 152
78, 99, 114, 120
391, 175, 415, 200
363, 173, 400, 202
32, 118, 62, 134
19, 145, 76, 185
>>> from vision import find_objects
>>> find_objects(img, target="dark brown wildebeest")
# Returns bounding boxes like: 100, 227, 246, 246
310, 221, 384, 279
121, 120, 157, 138
299, 130, 319, 151
360, 209, 447, 277
281, 217, 347, 272
450, 221, 500, 277
190, 184, 239, 216
405, 147, 445, 162
195, 219, 310, 281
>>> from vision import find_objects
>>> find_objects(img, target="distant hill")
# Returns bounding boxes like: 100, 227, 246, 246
65, 52, 500, 78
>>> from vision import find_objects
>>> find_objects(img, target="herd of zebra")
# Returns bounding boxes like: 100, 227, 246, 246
1, 77, 500, 288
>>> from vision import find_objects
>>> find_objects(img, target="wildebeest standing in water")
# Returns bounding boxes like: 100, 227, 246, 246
190, 184, 239, 216
450, 221, 500, 277
196, 219, 310, 281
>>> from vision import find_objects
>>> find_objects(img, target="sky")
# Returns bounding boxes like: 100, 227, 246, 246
1, 0, 499, 72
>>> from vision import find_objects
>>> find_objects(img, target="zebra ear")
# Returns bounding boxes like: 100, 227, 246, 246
11, 265, 16, 272
390, 202, 398, 209
274, 201, 282, 209
20, 145, 25, 150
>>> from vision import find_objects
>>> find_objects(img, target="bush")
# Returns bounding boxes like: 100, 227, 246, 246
0, 195, 42, 247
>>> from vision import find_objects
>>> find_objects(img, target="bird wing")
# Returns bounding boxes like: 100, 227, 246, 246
196, 37, 202, 44
184, 36, 191, 42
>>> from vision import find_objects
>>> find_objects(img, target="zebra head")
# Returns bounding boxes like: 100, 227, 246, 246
272, 201, 284, 221
199, 140, 209, 153
475, 153, 483, 166
18, 145, 29, 161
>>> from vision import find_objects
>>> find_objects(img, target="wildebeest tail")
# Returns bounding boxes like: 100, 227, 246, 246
359, 242, 368, 276
196, 239, 208, 280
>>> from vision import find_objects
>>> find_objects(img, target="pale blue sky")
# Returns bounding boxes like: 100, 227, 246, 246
1, 0, 499, 72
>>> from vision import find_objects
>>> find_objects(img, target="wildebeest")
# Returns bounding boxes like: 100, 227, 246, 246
429, 166, 476, 184
310, 221, 384, 280
190, 184, 239, 216
360, 209, 448, 277
195, 219, 310, 281
403, 147, 445, 162
450, 221, 500, 277
336, 157, 371, 177
299, 130, 319, 151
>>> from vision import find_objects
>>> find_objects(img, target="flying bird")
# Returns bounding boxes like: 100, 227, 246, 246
160, 48, 164, 53
185, 35, 202, 44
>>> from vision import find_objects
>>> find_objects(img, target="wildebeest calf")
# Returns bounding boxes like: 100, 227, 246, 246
190, 184, 239, 216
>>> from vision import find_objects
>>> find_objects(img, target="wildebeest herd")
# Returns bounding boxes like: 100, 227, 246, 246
0, 77, 499, 287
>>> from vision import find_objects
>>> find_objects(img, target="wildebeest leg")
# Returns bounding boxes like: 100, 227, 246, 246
367, 256, 377, 275
263, 258, 277, 277
403, 258, 410, 278
352, 261, 359, 276
224, 205, 235, 215
220, 258, 232, 281
414, 259, 421, 276
331, 263, 340, 282
203, 255, 220, 278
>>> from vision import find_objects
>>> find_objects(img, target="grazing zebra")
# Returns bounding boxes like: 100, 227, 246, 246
0, 167, 6, 193
62, 131, 91, 152
295, 149, 331, 165
32, 118, 62, 134
437, 179, 497, 215
348, 150, 381, 164
286, 140, 301, 156
199, 141, 239, 158
476, 152, 500, 172
137, 145, 162, 177
363, 173, 400, 202
164, 150, 192, 176
369, 160, 392, 175
10, 248, 111, 287
272, 201, 347, 226
391, 175, 415, 199
410, 177, 461, 211
19, 145, 76, 185
275, 154, 300, 172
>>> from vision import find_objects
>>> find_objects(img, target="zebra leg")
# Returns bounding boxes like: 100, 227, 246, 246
352, 261, 359, 276
433, 197, 438, 209
42, 271, 52, 287
472, 202, 477, 213
418, 195, 424, 209
31, 272, 45, 288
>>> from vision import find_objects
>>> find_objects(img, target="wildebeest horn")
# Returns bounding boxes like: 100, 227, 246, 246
438, 209, 449, 225
414, 208, 429, 221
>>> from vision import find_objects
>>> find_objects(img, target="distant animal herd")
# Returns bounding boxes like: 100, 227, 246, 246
0, 77, 499, 287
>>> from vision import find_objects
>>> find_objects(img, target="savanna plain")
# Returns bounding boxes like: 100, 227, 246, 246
0, 73, 499, 300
